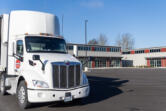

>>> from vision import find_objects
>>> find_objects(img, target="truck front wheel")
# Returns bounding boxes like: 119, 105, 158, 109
17, 81, 31, 109
0, 73, 6, 95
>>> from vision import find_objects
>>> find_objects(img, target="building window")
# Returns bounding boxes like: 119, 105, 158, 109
135, 50, 144, 54
95, 60, 99, 67
110, 59, 120, 67
94, 47, 97, 51
110, 48, 120, 52
87, 47, 91, 51
93, 47, 106, 52
67, 45, 73, 50
84, 47, 88, 51
88, 61, 92, 68
95, 59, 106, 67
78, 46, 91, 51
115, 48, 118, 52
78, 46, 84, 50
117, 48, 120, 52
150, 49, 160, 53
122, 51, 130, 54
150, 59, 161, 67
75, 45, 120, 52
112, 48, 115, 52
110, 48, 113, 52
102, 48, 106, 51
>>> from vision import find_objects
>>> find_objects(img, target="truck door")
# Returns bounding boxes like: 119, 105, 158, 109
15, 40, 24, 73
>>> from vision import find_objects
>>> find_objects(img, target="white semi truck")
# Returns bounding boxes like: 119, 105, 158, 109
0, 10, 89, 109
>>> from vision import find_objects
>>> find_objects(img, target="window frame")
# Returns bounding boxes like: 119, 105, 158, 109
16, 40, 24, 57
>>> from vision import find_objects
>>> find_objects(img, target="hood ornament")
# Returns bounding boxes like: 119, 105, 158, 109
64, 60, 70, 65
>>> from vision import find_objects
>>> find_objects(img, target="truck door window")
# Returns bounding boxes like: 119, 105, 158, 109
16, 40, 23, 56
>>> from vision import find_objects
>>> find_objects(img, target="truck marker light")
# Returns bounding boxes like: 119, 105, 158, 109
40, 33, 53, 36
40, 33, 45, 35
16, 59, 21, 69
24, 32, 54, 36
25, 81, 28, 87
25, 32, 28, 35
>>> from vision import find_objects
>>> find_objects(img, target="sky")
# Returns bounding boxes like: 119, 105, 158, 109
0, 0, 166, 49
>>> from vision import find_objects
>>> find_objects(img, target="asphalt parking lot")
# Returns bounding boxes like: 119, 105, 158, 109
1, 68, 166, 111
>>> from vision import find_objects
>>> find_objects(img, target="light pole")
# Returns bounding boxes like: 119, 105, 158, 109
85, 20, 88, 45
61, 14, 64, 36
85, 20, 88, 55
85, 20, 88, 67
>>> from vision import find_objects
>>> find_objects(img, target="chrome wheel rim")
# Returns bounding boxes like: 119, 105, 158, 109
18, 86, 26, 104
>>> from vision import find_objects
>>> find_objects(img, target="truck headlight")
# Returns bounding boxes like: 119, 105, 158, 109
82, 73, 89, 85
32, 80, 49, 88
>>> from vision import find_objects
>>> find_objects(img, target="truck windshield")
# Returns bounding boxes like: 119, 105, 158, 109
25, 36, 67, 53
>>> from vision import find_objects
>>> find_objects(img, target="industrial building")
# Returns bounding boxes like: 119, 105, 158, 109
67, 43, 122, 68
67, 43, 166, 68
122, 47, 166, 67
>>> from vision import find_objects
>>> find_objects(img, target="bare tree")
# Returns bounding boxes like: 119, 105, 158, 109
88, 34, 108, 45
116, 33, 135, 51
97, 34, 108, 45
88, 38, 98, 45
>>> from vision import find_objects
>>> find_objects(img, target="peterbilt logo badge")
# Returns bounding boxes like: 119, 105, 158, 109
64, 60, 70, 65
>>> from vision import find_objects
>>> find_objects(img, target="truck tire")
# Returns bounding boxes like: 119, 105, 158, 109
0, 73, 6, 95
17, 81, 31, 109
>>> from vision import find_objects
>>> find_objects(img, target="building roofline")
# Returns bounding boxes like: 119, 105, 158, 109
122, 46, 166, 52
67, 43, 121, 48
145, 56, 166, 59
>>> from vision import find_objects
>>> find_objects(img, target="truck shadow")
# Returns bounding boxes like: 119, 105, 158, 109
30, 75, 129, 109
81, 76, 129, 105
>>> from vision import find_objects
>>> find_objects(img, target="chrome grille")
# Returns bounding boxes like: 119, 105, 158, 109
69, 65, 75, 87
76, 65, 81, 86
52, 65, 59, 88
52, 62, 81, 89
60, 66, 67, 88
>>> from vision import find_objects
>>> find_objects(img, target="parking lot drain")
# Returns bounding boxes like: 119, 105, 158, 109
127, 89, 134, 92
129, 107, 142, 111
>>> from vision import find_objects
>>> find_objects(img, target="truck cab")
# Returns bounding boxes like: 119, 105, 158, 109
0, 10, 89, 109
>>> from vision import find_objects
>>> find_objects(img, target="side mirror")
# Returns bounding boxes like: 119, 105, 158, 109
33, 55, 40, 60
32, 55, 45, 71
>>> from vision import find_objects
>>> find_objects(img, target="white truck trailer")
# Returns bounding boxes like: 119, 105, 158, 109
0, 10, 89, 109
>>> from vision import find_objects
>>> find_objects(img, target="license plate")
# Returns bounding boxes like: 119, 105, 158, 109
64, 92, 72, 102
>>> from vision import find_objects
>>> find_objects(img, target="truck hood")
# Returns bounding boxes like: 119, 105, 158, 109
23, 53, 81, 89
32, 53, 80, 63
